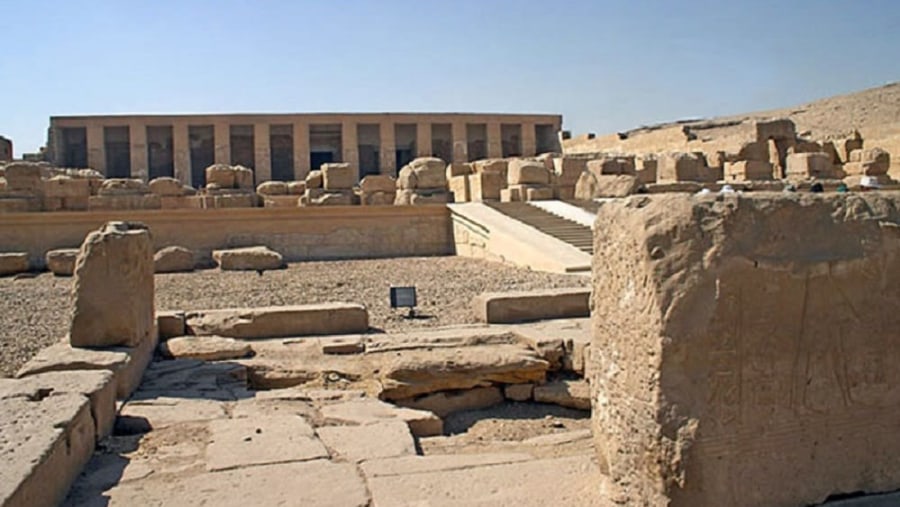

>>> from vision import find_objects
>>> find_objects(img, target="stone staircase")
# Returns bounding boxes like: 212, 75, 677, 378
484, 202, 595, 255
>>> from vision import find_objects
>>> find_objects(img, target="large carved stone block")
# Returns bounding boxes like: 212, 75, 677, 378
591, 193, 900, 507
70, 221, 155, 348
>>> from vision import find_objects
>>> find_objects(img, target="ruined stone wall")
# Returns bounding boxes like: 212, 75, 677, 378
590, 192, 900, 506
0, 206, 453, 268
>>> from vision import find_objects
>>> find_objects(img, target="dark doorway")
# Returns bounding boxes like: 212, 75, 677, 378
309, 124, 342, 171
230, 125, 255, 169
61, 127, 88, 168
466, 123, 487, 161
536, 124, 558, 154
147, 126, 175, 179
501, 124, 522, 157
270, 124, 294, 181
189, 125, 214, 188
310, 151, 334, 171
357, 124, 380, 179
104, 126, 131, 178
431, 123, 452, 163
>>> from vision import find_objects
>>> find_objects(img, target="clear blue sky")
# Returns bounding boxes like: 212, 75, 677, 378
2, 0, 899, 153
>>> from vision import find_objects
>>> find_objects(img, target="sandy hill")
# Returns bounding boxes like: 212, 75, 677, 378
564, 82, 900, 175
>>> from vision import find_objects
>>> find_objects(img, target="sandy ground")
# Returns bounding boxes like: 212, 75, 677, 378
0, 256, 589, 377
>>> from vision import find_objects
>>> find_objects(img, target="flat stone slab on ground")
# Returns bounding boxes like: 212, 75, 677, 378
320, 398, 443, 437
472, 288, 591, 324
316, 419, 416, 463
185, 303, 369, 339
161, 335, 253, 361
119, 397, 227, 430
70, 459, 369, 507
205, 415, 328, 471
395, 386, 504, 418
534, 379, 591, 410
365, 453, 607, 507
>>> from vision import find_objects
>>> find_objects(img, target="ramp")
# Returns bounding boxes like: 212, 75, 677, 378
449, 202, 592, 274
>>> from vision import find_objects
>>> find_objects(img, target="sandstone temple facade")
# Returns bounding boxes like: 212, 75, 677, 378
46, 113, 562, 187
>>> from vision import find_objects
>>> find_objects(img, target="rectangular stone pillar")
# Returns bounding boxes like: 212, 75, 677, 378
86, 125, 106, 175
380, 121, 396, 176
254, 123, 272, 183
341, 121, 359, 172
521, 123, 537, 157
129, 123, 148, 181
451, 122, 468, 163
172, 121, 191, 186
487, 122, 502, 159
293, 122, 310, 180
214, 122, 230, 165
416, 123, 432, 157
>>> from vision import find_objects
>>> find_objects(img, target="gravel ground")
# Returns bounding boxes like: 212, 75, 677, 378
0, 256, 589, 377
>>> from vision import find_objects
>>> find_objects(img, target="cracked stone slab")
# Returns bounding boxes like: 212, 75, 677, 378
316, 420, 416, 463
205, 415, 328, 471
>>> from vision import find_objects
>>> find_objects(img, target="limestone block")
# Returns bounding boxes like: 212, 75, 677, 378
4, 162, 43, 192
157, 310, 186, 339
360, 191, 395, 206
395, 387, 504, 418
88, 194, 162, 210
70, 221, 155, 348
473, 158, 508, 175
409, 157, 447, 189
504, 383, 534, 401
43, 175, 90, 198
524, 185, 554, 201
591, 193, 900, 507
212, 246, 284, 271
309, 190, 357, 206
161, 335, 253, 361
233, 166, 254, 189
0, 394, 95, 507
397, 165, 417, 190
360, 174, 396, 193
206, 164, 236, 188
206, 193, 257, 208
467, 171, 504, 202
586, 156, 636, 176
500, 186, 521, 202
657, 152, 703, 182
0, 196, 40, 213
575, 172, 640, 200
844, 148, 890, 176
256, 181, 288, 195
160, 195, 203, 209
97, 178, 150, 196
473, 288, 591, 324
533, 379, 590, 410
206, 416, 327, 472
507, 159, 550, 185
379, 344, 548, 400
154, 245, 195, 273
321, 162, 355, 190
724, 160, 774, 181
62, 195, 90, 210
318, 334, 365, 354
843, 174, 896, 189
316, 420, 416, 463
286, 180, 307, 195
552, 157, 587, 186
448, 174, 470, 202
786, 152, 835, 179
445, 162, 471, 179
319, 398, 443, 437
185, 303, 369, 339
409, 191, 450, 205
0, 252, 29, 276
42, 196, 63, 211
755, 118, 796, 141
555, 185, 576, 200
46, 248, 79, 276
262, 195, 300, 208
148, 177, 185, 197
304, 169, 323, 189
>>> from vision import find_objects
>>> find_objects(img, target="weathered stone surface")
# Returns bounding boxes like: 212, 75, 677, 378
591, 193, 900, 507
305, 169, 323, 189
320, 398, 443, 437
448, 174, 470, 202
157, 310, 186, 339
365, 454, 604, 507
256, 181, 288, 195
724, 159, 774, 181
161, 335, 253, 361
395, 386, 504, 418
473, 158, 508, 174
206, 164, 236, 188
575, 172, 640, 199
119, 396, 227, 429
534, 379, 590, 410
446, 162, 471, 179
504, 383, 534, 401
360, 190, 395, 206
507, 159, 550, 185
394, 189, 450, 205
88, 194, 162, 210
0, 252, 29, 276
379, 344, 548, 400
308, 189, 357, 206
262, 195, 300, 208
318, 334, 365, 354
148, 177, 185, 196
408, 157, 447, 189
468, 171, 505, 201
154, 245, 195, 273
657, 152, 703, 182
43, 176, 90, 198
755, 118, 796, 141
97, 178, 150, 196
553, 157, 588, 185
287, 180, 307, 195
0, 394, 95, 507
0, 369, 116, 441
45, 248, 79, 276
473, 288, 591, 324
359, 174, 395, 193
586, 156, 636, 176
786, 152, 835, 179
212, 245, 284, 271
844, 147, 891, 176
185, 303, 369, 339
70, 221, 155, 348
316, 419, 416, 463
321, 163, 355, 190
206, 415, 327, 471
3, 162, 43, 192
